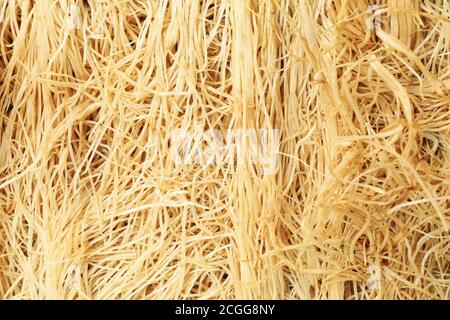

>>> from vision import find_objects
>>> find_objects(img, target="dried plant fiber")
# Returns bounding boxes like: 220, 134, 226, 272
0, 0, 449, 299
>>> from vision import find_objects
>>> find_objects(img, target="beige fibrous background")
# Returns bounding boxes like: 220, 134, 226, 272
0, 0, 449, 299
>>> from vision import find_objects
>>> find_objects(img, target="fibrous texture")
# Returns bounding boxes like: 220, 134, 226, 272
0, 0, 449, 299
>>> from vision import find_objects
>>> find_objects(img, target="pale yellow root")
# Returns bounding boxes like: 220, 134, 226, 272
0, 0, 449, 299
